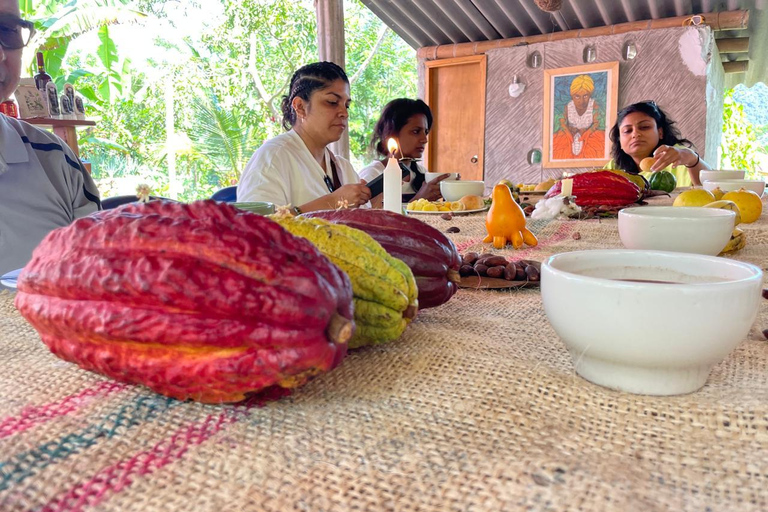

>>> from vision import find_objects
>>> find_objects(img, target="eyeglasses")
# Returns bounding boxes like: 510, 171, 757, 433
0, 14, 36, 50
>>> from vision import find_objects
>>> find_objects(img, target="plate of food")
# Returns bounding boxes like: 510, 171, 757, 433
457, 254, 540, 289
406, 205, 489, 215
405, 196, 488, 214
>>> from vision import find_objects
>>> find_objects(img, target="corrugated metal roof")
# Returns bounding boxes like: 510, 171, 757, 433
360, 0, 767, 88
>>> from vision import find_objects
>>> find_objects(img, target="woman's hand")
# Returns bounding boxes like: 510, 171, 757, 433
412, 174, 449, 202
651, 145, 698, 172
331, 182, 371, 208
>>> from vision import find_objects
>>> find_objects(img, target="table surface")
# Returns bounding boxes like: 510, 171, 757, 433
1, 194, 768, 511
22, 117, 96, 127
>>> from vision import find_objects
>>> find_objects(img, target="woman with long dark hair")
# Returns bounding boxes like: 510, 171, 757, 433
237, 61, 370, 213
359, 98, 449, 205
607, 101, 711, 186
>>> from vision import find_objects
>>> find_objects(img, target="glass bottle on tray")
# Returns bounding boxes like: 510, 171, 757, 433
34, 52, 52, 92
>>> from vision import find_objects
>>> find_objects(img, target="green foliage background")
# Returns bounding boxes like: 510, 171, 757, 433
721, 88, 767, 178
25, 0, 417, 200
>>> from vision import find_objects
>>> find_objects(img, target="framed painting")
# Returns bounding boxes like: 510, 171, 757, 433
542, 61, 619, 168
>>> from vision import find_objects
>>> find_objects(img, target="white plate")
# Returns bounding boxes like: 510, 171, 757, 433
1, 268, 22, 289
405, 205, 489, 215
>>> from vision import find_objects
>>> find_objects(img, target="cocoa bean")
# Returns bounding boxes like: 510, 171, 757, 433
763, 329, 768, 340
476, 256, 508, 268
474, 264, 489, 276
504, 263, 517, 281
515, 263, 526, 280
445, 226, 460, 233
462, 252, 480, 265
459, 265, 474, 277
487, 265, 505, 278
440, 213, 453, 221
525, 265, 540, 282
478, 253, 495, 259
572, 232, 581, 240
762, 288, 768, 300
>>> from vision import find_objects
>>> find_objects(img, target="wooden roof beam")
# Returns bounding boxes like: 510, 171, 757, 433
417, 9, 750, 61
717, 37, 749, 53
723, 61, 748, 73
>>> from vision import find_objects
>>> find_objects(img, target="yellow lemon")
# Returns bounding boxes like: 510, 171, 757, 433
710, 187, 725, 201
722, 188, 763, 223
422, 203, 439, 212
673, 188, 716, 207
449, 201, 466, 211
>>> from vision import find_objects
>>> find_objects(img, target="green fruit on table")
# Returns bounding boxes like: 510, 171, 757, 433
649, 170, 677, 193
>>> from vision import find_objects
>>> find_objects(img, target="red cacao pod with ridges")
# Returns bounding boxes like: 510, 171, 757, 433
545, 170, 640, 206
302, 209, 462, 309
15, 200, 354, 403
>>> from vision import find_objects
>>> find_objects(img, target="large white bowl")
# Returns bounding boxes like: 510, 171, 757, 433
618, 206, 735, 256
424, 172, 459, 183
702, 179, 765, 198
699, 170, 745, 182
541, 249, 762, 395
440, 180, 485, 201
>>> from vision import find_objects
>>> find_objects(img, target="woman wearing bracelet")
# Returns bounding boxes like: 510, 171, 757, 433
606, 101, 711, 186
359, 98, 450, 207
237, 62, 371, 212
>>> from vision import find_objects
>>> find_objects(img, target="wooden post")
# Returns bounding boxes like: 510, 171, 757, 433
315, 0, 350, 161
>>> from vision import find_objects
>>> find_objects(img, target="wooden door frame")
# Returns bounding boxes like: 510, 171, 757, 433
424, 55, 487, 177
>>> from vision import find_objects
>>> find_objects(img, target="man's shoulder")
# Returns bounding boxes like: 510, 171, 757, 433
2, 116, 66, 147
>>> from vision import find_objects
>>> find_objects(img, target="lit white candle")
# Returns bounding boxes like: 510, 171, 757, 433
561, 178, 573, 197
383, 138, 402, 213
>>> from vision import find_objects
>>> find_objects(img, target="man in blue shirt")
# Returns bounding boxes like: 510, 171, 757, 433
0, 0, 100, 275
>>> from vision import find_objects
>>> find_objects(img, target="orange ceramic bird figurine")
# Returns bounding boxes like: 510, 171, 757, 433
483, 183, 538, 249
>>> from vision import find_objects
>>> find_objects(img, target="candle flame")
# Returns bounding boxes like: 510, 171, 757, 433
387, 138, 398, 155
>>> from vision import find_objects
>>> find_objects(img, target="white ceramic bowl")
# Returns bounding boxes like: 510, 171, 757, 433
440, 180, 485, 201
702, 179, 765, 198
424, 172, 459, 183
541, 249, 762, 395
618, 206, 735, 256
699, 170, 745, 182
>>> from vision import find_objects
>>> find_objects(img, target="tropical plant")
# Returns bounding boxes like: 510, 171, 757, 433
721, 88, 765, 178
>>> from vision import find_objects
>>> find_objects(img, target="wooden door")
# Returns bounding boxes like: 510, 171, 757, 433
424, 55, 487, 181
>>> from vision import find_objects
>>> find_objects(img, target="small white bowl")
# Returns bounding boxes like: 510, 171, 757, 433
440, 180, 485, 201
618, 206, 735, 256
699, 170, 745, 182
702, 179, 765, 198
541, 249, 762, 395
424, 172, 459, 183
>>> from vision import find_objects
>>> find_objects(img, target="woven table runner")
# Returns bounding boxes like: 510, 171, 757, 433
1, 196, 768, 511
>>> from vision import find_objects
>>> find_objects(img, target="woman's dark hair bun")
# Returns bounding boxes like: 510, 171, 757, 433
281, 61, 349, 130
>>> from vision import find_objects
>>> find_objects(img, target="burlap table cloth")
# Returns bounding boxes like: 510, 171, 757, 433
2, 197, 768, 511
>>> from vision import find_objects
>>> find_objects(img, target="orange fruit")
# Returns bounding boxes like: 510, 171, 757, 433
722, 188, 763, 223
639, 157, 656, 172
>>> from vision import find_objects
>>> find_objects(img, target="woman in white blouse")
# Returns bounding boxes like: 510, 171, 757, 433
359, 99, 449, 207
237, 62, 370, 213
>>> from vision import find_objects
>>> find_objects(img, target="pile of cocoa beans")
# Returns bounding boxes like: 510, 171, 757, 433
459, 252, 540, 282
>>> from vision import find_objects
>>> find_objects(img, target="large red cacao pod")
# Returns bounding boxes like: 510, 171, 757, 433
15, 200, 354, 404
302, 209, 462, 309
545, 170, 640, 206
